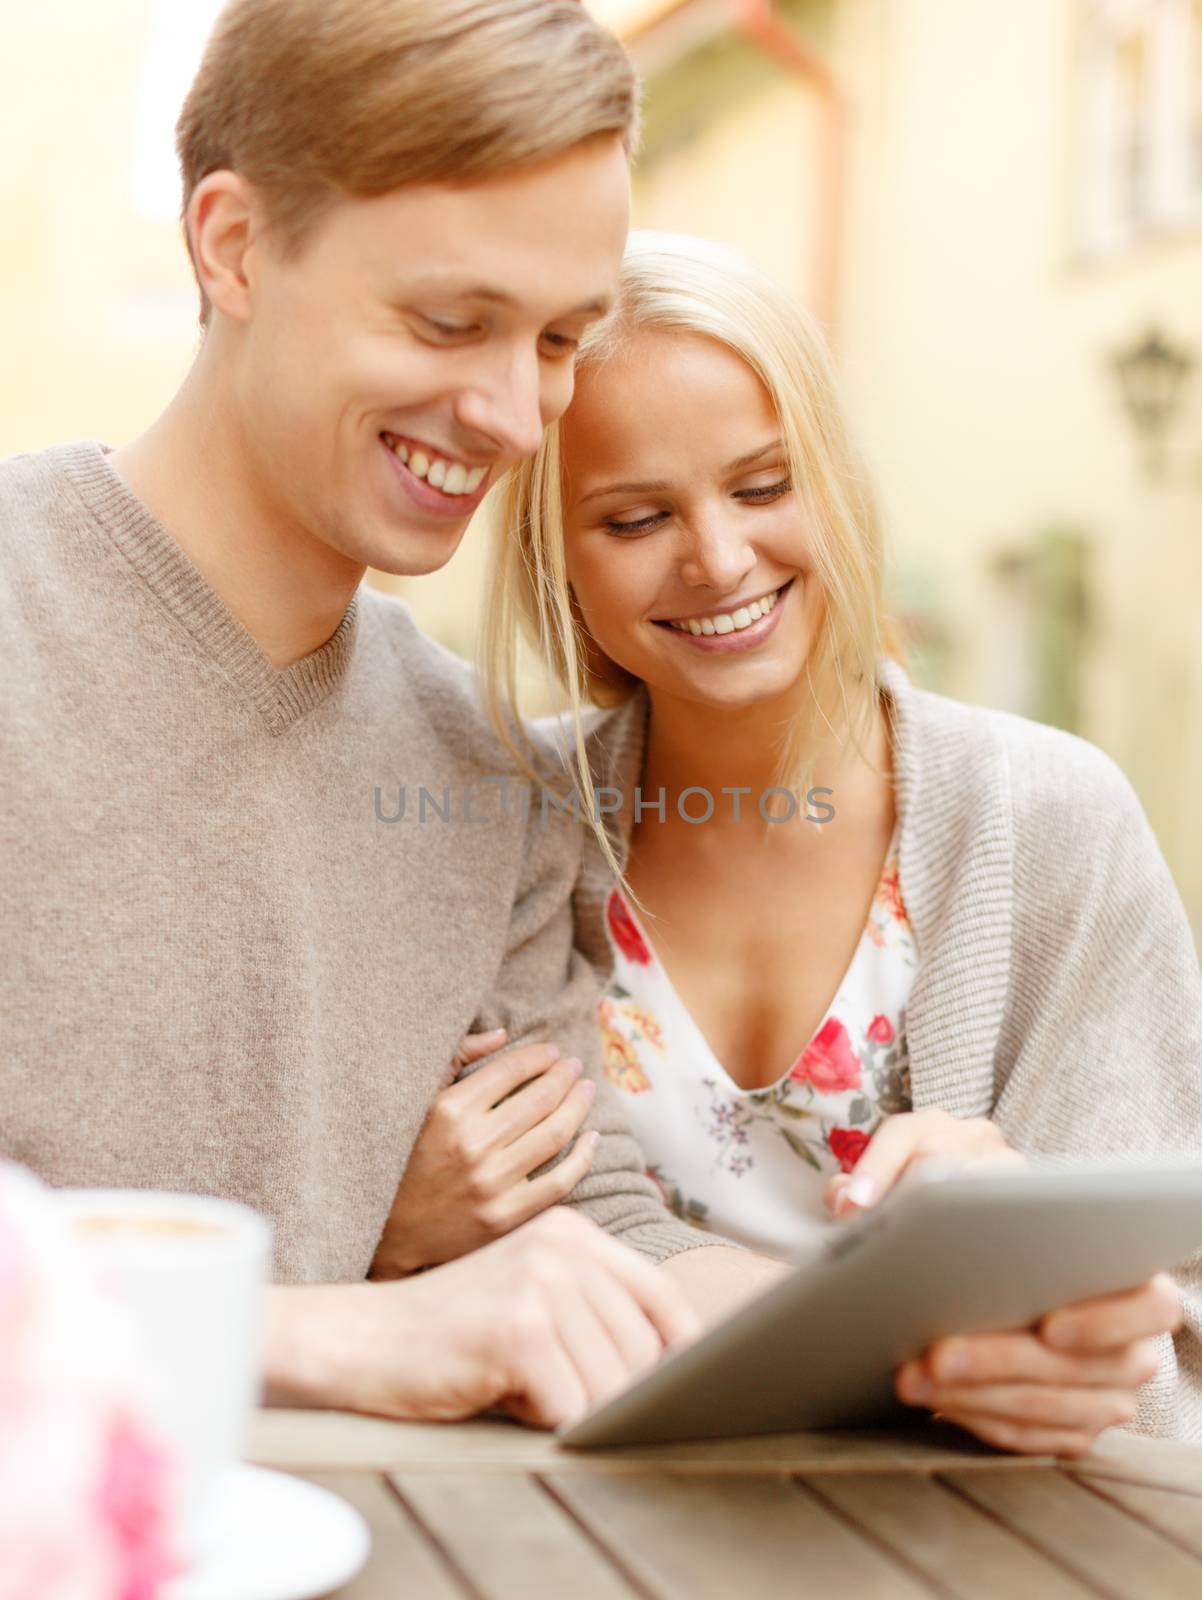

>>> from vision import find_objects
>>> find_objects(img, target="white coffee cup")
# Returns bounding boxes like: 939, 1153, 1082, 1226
58, 1188, 271, 1562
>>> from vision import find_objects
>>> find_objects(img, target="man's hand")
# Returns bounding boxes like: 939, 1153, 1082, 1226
896, 1274, 1182, 1455
824, 1109, 1022, 1219
268, 1208, 700, 1429
370, 1030, 600, 1279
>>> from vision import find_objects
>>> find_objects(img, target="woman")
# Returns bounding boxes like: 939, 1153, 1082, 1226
385, 233, 1201, 1450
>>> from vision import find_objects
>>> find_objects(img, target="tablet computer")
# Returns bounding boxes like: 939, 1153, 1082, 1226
559, 1160, 1202, 1449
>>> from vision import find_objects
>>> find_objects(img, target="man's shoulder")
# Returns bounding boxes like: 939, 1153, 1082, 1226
358, 587, 511, 768
0, 443, 80, 537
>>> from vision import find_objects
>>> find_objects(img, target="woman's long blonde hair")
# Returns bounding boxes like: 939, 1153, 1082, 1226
481, 231, 899, 881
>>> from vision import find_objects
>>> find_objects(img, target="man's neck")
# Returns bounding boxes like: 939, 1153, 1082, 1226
110, 366, 365, 670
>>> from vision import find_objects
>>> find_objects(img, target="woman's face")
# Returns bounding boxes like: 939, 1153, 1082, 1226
560, 328, 821, 712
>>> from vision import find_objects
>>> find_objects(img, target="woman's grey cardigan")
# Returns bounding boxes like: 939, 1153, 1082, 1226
567, 656, 1202, 1440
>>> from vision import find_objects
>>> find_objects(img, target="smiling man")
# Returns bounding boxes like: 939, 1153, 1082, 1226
0, 0, 774, 1429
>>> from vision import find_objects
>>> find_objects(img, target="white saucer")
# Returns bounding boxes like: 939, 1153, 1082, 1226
165, 1463, 371, 1600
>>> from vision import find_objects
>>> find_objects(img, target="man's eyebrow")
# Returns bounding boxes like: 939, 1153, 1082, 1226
576, 439, 786, 505
404, 281, 613, 318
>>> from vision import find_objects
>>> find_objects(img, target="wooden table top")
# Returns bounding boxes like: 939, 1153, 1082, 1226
249, 1410, 1202, 1598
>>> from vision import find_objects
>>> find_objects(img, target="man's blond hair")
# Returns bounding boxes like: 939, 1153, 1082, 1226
177, 0, 639, 323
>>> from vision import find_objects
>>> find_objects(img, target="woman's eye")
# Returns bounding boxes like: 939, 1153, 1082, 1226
603, 511, 666, 536
735, 477, 792, 502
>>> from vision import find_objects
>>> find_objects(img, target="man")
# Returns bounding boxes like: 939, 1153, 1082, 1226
1, 0, 776, 1429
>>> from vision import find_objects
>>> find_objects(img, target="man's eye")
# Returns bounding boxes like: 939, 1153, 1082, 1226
420, 316, 478, 340
540, 331, 579, 358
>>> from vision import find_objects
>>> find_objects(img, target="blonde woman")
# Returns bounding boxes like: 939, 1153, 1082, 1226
386, 234, 1201, 1450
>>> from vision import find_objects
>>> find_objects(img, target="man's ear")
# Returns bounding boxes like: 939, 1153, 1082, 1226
186, 171, 261, 325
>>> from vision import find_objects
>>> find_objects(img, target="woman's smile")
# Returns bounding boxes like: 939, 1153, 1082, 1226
651, 578, 795, 653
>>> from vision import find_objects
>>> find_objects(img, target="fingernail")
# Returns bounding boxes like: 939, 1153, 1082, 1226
580, 1078, 596, 1099
899, 1365, 931, 1402
936, 1343, 970, 1380
586, 1131, 601, 1150
564, 1056, 582, 1078
1042, 1315, 1073, 1349
544, 1043, 561, 1064
842, 1176, 877, 1210
479, 1028, 506, 1041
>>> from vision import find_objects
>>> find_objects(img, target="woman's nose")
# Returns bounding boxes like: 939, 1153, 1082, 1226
678, 517, 757, 594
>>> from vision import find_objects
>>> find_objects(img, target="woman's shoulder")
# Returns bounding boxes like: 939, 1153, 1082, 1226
890, 660, 1141, 832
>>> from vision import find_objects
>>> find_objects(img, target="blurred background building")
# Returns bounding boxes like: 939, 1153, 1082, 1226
2, 0, 1200, 939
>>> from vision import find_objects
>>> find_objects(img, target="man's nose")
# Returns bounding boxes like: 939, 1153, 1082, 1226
454, 346, 547, 465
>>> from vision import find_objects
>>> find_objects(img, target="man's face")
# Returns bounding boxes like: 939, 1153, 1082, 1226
231, 135, 630, 576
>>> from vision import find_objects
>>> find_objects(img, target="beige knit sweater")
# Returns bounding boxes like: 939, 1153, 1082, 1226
0, 441, 706, 1281
569, 660, 1202, 1440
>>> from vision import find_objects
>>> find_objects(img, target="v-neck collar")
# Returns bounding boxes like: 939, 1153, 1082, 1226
611, 822, 903, 1097
54, 440, 360, 736
575, 657, 1016, 1121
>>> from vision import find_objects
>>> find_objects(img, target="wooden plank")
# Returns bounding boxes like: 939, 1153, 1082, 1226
1076, 1434, 1202, 1498
807, 1472, 1097, 1600
301, 1472, 466, 1599
547, 1471, 937, 1599
946, 1468, 1202, 1599
250, 1409, 1045, 1476
391, 1472, 636, 1600
1075, 1476, 1202, 1562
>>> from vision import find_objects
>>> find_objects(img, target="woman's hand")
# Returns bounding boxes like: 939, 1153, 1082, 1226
897, 1274, 1182, 1455
369, 1029, 601, 1280
824, 1108, 1023, 1219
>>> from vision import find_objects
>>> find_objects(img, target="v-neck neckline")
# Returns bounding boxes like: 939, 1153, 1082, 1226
55, 440, 360, 737
613, 822, 901, 1098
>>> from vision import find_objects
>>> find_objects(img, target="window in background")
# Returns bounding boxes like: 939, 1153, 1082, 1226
1079, 0, 1202, 255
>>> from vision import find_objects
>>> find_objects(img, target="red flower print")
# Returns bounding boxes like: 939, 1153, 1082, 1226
607, 889, 652, 965
789, 1017, 862, 1093
866, 1014, 894, 1045
878, 862, 907, 924
828, 1127, 871, 1174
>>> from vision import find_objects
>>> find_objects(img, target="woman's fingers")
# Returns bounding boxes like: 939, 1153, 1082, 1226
489, 1056, 587, 1145
501, 1078, 597, 1182
490, 1129, 601, 1233
899, 1368, 1137, 1431
449, 1028, 508, 1075
932, 1412, 1099, 1458
825, 1111, 1019, 1218
1041, 1275, 1183, 1353
913, 1330, 1162, 1391
444, 1040, 562, 1115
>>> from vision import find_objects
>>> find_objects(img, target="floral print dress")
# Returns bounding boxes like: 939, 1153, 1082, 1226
599, 833, 917, 1259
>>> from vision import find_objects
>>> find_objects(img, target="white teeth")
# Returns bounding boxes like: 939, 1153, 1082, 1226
666, 587, 782, 636
389, 438, 487, 496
